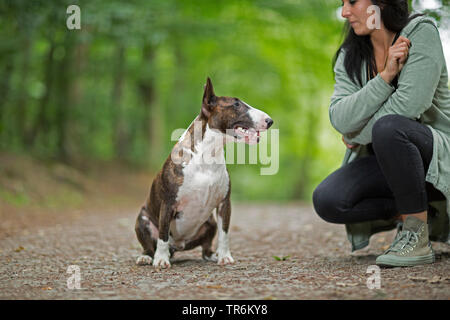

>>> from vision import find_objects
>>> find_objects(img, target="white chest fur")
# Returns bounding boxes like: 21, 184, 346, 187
171, 124, 229, 241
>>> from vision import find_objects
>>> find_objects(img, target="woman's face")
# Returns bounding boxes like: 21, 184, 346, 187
341, 0, 379, 36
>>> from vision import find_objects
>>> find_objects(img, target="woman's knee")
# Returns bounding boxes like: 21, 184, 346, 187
312, 183, 346, 224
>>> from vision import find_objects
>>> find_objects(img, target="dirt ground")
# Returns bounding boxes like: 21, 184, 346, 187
1, 202, 449, 300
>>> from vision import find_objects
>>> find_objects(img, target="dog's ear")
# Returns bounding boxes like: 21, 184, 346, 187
202, 77, 216, 118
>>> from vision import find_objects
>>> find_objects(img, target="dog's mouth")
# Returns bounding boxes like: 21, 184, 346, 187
232, 125, 261, 144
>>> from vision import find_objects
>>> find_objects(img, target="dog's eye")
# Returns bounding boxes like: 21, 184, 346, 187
234, 102, 239, 107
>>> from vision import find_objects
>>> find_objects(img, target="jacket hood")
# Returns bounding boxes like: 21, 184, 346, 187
401, 14, 438, 38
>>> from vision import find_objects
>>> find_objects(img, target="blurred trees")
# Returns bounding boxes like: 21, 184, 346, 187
0, 0, 349, 201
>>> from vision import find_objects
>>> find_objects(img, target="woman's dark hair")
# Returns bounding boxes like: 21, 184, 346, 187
333, 0, 423, 86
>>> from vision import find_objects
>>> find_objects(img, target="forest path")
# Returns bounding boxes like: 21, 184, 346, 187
1, 203, 449, 299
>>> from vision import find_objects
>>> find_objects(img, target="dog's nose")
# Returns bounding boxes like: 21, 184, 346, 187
265, 118, 273, 128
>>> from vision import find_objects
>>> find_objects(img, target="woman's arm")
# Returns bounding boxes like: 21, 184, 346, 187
329, 50, 395, 135
345, 23, 444, 145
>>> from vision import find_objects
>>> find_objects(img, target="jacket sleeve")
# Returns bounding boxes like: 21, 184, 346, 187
329, 49, 395, 135
345, 23, 444, 145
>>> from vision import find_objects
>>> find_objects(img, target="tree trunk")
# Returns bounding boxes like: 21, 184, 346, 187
66, 39, 88, 162
54, 37, 75, 163
15, 36, 32, 146
111, 45, 127, 161
26, 39, 55, 147
0, 60, 14, 147
292, 97, 321, 199
138, 43, 162, 169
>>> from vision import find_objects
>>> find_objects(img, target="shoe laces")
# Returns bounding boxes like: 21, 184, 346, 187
394, 221, 403, 239
386, 229, 419, 253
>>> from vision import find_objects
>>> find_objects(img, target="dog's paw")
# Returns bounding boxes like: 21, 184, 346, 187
217, 253, 235, 265
203, 252, 218, 262
153, 256, 171, 269
153, 239, 171, 269
136, 255, 153, 266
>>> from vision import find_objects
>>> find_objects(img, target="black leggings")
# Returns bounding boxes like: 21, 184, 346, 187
313, 114, 445, 224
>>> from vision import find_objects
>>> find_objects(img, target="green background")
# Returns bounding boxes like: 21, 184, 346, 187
0, 0, 446, 202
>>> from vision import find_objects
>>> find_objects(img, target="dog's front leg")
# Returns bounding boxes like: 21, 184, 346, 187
216, 193, 235, 265
153, 201, 173, 269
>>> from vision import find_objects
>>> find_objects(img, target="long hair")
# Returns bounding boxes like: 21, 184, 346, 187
333, 0, 422, 86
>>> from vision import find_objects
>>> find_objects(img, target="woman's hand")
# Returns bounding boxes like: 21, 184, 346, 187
342, 135, 358, 149
380, 36, 411, 84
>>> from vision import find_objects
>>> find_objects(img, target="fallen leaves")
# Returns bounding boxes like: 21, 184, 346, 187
428, 276, 445, 284
14, 246, 25, 252
197, 285, 223, 289
407, 275, 449, 284
407, 275, 428, 282
336, 282, 359, 287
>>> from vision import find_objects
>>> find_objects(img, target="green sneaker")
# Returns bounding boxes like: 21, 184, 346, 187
376, 216, 435, 267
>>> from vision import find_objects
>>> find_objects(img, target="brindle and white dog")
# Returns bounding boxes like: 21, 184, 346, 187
135, 78, 273, 268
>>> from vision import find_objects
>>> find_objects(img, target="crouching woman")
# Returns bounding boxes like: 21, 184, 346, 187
313, 0, 450, 267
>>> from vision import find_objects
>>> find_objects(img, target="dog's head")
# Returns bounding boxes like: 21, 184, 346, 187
201, 77, 273, 144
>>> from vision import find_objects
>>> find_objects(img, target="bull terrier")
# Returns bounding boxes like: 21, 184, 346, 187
135, 77, 273, 269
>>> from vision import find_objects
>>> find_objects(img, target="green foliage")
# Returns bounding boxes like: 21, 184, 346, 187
0, 0, 357, 201
273, 255, 291, 261
0, 188, 30, 206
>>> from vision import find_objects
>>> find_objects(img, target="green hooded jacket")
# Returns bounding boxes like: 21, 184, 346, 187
329, 15, 450, 251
